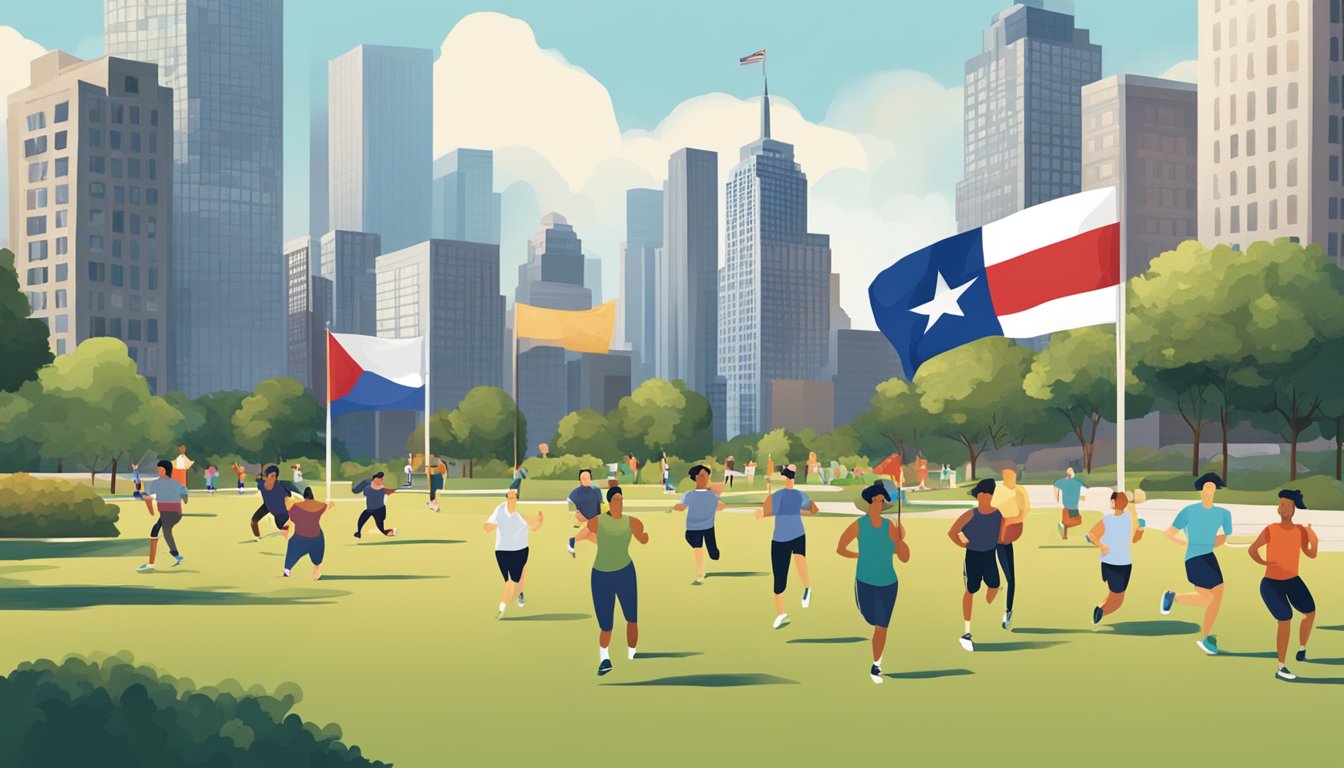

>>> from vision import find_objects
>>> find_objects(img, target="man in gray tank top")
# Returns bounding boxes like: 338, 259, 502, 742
947, 478, 1007, 652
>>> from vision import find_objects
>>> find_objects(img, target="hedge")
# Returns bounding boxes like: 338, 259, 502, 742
0, 473, 120, 537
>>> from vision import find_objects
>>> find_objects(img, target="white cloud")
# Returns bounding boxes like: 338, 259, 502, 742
0, 26, 48, 246
1160, 59, 1198, 83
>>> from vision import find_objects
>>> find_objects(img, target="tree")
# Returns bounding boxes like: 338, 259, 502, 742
755, 428, 801, 467
406, 408, 462, 459
1025, 326, 1128, 473
0, 249, 54, 394
168, 390, 248, 461
450, 386, 526, 475
813, 425, 862, 464
553, 409, 618, 460
232, 378, 323, 464
18, 338, 181, 492
611, 379, 713, 464
851, 378, 925, 461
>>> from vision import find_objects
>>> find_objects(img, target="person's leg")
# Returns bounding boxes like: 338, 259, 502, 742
693, 547, 705, 580
962, 591, 974, 621
794, 553, 811, 589
1203, 584, 1224, 636
283, 537, 304, 572
276, 512, 291, 540
373, 507, 390, 535
985, 587, 1000, 605
310, 534, 325, 580
618, 565, 639, 657
1301, 612, 1316, 650
771, 541, 790, 617
592, 568, 617, 671
1101, 590, 1125, 616
872, 626, 888, 664
147, 520, 162, 565
250, 505, 267, 538
705, 527, 720, 561
160, 512, 181, 558
1276, 619, 1292, 665
1175, 590, 1212, 607
996, 543, 1016, 613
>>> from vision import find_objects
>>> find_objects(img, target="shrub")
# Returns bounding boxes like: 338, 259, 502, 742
0, 473, 120, 537
0, 652, 386, 766
473, 458, 514, 478
338, 460, 404, 483
521, 454, 607, 480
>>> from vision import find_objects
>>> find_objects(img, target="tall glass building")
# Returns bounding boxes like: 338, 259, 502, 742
955, 0, 1102, 232
283, 235, 331, 400
516, 213, 591, 311
656, 148, 718, 398
432, 148, 501, 245
620, 187, 662, 384
105, 0, 284, 396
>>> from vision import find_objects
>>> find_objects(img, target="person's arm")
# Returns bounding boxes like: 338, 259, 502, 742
1053, 482, 1061, 503
1088, 520, 1107, 553
630, 516, 650, 545
527, 510, 544, 531
574, 517, 600, 543
1165, 510, 1188, 547
1302, 524, 1319, 559
889, 520, 911, 562
836, 521, 860, 559
383, 487, 397, 496
756, 492, 774, 520
1213, 511, 1232, 549
142, 484, 156, 515
805, 497, 819, 516
1127, 499, 1145, 542
1248, 528, 1270, 566
716, 498, 726, 512
1018, 487, 1031, 520
947, 511, 972, 547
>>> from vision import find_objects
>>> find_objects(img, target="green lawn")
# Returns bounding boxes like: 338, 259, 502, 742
2, 484, 1342, 766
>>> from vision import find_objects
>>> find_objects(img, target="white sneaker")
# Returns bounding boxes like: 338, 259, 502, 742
801, 587, 811, 608
959, 633, 974, 652
1276, 667, 1297, 681
772, 613, 791, 629
136, 563, 154, 572
282, 569, 291, 577
870, 664, 884, 684
627, 648, 637, 660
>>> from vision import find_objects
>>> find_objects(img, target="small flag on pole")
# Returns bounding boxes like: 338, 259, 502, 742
327, 332, 426, 417
739, 49, 766, 65
514, 301, 617, 354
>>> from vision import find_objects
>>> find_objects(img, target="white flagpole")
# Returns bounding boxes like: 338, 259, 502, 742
423, 334, 431, 474
1115, 196, 1127, 494
325, 327, 332, 501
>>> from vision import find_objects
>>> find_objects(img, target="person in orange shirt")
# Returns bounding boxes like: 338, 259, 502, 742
1248, 489, 1319, 681
171, 444, 193, 486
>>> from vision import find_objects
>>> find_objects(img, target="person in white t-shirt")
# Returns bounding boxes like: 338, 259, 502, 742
484, 488, 543, 618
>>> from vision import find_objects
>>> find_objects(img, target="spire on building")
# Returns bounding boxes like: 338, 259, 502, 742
761, 72, 771, 140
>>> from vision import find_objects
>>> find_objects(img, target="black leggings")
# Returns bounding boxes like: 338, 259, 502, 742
357, 506, 389, 536
770, 536, 807, 595
996, 543, 1017, 611
250, 505, 290, 538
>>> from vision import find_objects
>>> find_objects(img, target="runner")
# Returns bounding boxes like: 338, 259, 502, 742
426, 455, 447, 512
807, 451, 822, 484
1054, 466, 1088, 540
1248, 489, 1319, 680
916, 455, 929, 491
990, 468, 1030, 630
947, 478, 1008, 652
575, 485, 648, 676
756, 464, 818, 629
485, 488, 543, 618
566, 469, 603, 558
1160, 472, 1233, 656
249, 465, 293, 541
283, 487, 333, 580
1087, 489, 1146, 625
725, 455, 736, 488
837, 481, 910, 684
204, 465, 218, 496
291, 463, 304, 487
137, 459, 188, 572
352, 471, 398, 539
132, 460, 144, 499
404, 454, 415, 488
508, 464, 528, 499
231, 462, 247, 494
171, 444, 193, 486
660, 454, 675, 493
672, 464, 726, 585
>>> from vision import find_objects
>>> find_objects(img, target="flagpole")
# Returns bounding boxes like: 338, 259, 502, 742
325, 327, 332, 501
1115, 192, 1127, 494
512, 313, 520, 470
423, 333, 430, 479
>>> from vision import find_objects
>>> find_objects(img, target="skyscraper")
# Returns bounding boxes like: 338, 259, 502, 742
283, 236, 331, 399
309, 63, 329, 242
585, 257, 604, 304
432, 148, 501, 245
620, 187, 662, 383
516, 213, 591, 311
1198, 0, 1344, 265
517, 346, 567, 453
955, 1, 1102, 232
1082, 75, 1198, 276
6, 52, 172, 393
320, 230, 381, 335
567, 351, 633, 415
105, 0, 284, 397
657, 148, 718, 397
832, 329, 904, 427
718, 79, 832, 438
328, 44, 432, 253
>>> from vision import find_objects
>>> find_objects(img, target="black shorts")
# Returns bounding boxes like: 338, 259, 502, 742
1101, 562, 1132, 594
495, 548, 528, 582
1260, 576, 1315, 622
963, 549, 1000, 594
1184, 553, 1223, 589
855, 580, 898, 628
770, 536, 806, 594
591, 563, 638, 631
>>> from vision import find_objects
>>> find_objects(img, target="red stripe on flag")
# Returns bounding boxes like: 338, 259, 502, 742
985, 223, 1120, 316
327, 334, 363, 403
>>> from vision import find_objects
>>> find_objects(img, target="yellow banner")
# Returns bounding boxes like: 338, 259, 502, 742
514, 301, 616, 354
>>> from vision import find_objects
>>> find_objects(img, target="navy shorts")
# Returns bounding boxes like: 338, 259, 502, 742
591, 563, 638, 631
1260, 576, 1315, 621
771, 536, 807, 594
1101, 562, 1132, 593
964, 549, 1001, 594
855, 580, 898, 628
1184, 553, 1223, 589
284, 533, 325, 570
495, 547, 528, 582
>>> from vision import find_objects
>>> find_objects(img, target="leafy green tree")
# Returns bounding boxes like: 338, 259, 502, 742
755, 428, 799, 467
814, 425, 861, 464
232, 378, 323, 464
450, 386, 526, 475
0, 390, 40, 471
166, 390, 248, 460
406, 408, 462, 460
851, 378, 926, 461
0, 249, 54, 393
611, 379, 713, 465
1025, 326, 1125, 473
553, 409, 618, 459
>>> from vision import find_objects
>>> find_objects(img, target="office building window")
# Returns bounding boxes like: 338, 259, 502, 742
25, 112, 45, 131
55, 264, 67, 281
1287, 195, 1298, 225
53, 101, 68, 123
90, 235, 104, 253
1247, 202, 1259, 231
90, 156, 104, 174
90, 181, 105, 198
146, 319, 158, 343
23, 136, 47, 157
27, 267, 48, 285
111, 104, 123, 124
128, 319, 142, 341
88, 262, 105, 282
124, 75, 139, 94
54, 131, 67, 151
55, 237, 68, 256
55, 157, 68, 177
26, 189, 47, 210
55, 289, 67, 309
110, 130, 121, 150
1230, 206, 1241, 234
129, 106, 140, 125
26, 216, 46, 236
55, 184, 68, 205
28, 241, 48, 262
111, 265, 124, 287
54, 314, 67, 333
28, 161, 47, 182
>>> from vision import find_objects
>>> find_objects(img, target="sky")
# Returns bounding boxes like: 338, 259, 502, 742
1, 0, 1197, 327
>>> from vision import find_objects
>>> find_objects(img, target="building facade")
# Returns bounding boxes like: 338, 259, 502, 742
516, 213, 592, 311
320, 229, 381, 335
328, 44, 432, 254
955, 1, 1103, 232
106, 0, 284, 396
769, 379, 835, 435
656, 147, 718, 397
832, 329, 904, 427
431, 148, 501, 245
517, 346, 567, 454
1197, 0, 1344, 265
283, 236, 332, 400
7, 52, 172, 392
567, 351, 633, 416
620, 187, 662, 384
1082, 75, 1198, 276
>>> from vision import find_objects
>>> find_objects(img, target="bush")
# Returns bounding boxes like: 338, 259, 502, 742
0, 473, 120, 537
0, 652, 386, 766
473, 458, 514, 478
338, 460, 404, 483
521, 454, 607, 480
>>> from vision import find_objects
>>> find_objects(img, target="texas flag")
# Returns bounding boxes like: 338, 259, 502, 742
869, 188, 1119, 377
327, 332, 426, 417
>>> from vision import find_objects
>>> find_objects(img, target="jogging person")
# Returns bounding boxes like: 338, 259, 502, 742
724, 455, 736, 488
137, 459, 188, 572
566, 469, 603, 558
1087, 489, 1146, 625
948, 478, 1008, 652
575, 485, 649, 676
485, 488, 543, 617
991, 468, 1030, 630
1248, 489, 1319, 680
404, 454, 414, 488
660, 454, 674, 493
1160, 472, 1233, 655
171, 444, 193, 486
508, 465, 528, 499
1054, 467, 1087, 540
672, 464, 726, 585
132, 460, 144, 499
283, 487, 333, 580
837, 481, 910, 684
756, 464, 818, 629
426, 455, 447, 512
352, 472, 398, 539
231, 462, 247, 494
204, 465, 218, 496
249, 465, 292, 541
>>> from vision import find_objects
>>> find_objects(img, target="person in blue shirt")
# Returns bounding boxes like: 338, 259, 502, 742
137, 459, 189, 572
1160, 472, 1234, 655
250, 465, 293, 541
672, 464, 726, 585
1053, 466, 1088, 540
755, 464, 818, 629
566, 469, 604, 558
352, 472, 398, 539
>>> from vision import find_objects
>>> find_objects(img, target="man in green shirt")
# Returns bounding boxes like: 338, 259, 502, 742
575, 485, 649, 676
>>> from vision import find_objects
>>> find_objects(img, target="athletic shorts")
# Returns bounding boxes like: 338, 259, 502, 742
770, 535, 807, 595
855, 580, 898, 628
1062, 508, 1081, 527
684, 528, 714, 549
1184, 552, 1223, 589
1260, 576, 1315, 622
963, 549, 1000, 594
1100, 562, 1132, 593
591, 563, 638, 631
284, 533, 325, 569
495, 547, 529, 582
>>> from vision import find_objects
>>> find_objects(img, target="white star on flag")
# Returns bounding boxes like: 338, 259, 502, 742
909, 272, 977, 335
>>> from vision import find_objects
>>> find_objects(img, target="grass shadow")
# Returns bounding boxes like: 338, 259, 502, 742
502, 612, 589, 622
787, 636, 867, 645
705, 571, 767, 578
0, 539, 143, 561
974, 641, 1067, 652
1290, 677, 1344, 686
1107, 620, 1200, 637
636, 651, 702, 659
1320, 625, 1344, 632
885, 668, 974, 680
351, 539, 466, 546
604, 673, 796, 688
1038, 545, 1092, 549
1013, 627, 1088, 636
317, 574, 446, 581
0, 584, 345, 611
1305, 658, 1344, 666
1220, 651, 1278, 658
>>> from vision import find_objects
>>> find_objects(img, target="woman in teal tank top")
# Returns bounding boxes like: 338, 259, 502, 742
575, 485, 649, 677
837, 482, 910, 684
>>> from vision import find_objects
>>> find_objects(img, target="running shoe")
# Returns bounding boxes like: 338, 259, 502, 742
172, 555, 185, 567
959, 633, 974, 652
691, 578, 703, 586
353, 532, 361, 539
1057, 522, 1065, 539
801, 587, 811, 608
1092, 606, 1104, 625
772, 613, 791, 629
568, 537, 576, 558
1296, 649, 1307, 663
1002, 610, 1013, 630
517, 592, 525, 607
597, 659, 613, 676
282, 569, 291, 578
1276, 667, 1297, 681
870, 665, 884, 685
387, 528, 398, 537
627, 648, 637, 660
1160, 590, 1176, 615
136, 563, 154, 572
1196, 636, 1220, 656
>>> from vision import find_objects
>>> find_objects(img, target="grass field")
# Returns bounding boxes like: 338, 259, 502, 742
2, 482, 1342, 766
